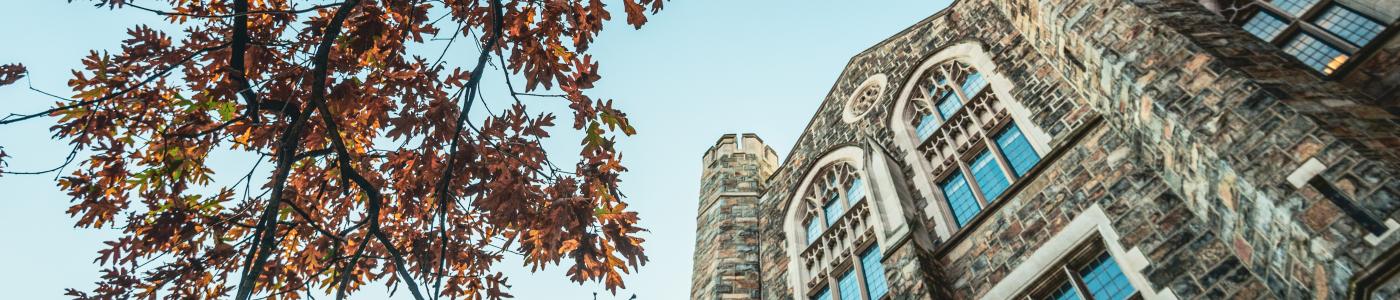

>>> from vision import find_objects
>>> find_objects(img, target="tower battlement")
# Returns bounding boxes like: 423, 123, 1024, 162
691, 133, 777, 300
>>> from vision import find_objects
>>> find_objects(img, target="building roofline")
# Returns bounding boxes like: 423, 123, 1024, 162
775, 1, 961, 175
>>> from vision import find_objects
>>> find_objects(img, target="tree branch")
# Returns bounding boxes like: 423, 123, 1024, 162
431, 1, 503, 297
231, 0, 261, 124
0, 44, 228, 125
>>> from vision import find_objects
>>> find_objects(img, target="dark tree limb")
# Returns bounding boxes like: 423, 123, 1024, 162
231, 0, 261, 124
431, 1, 503, 298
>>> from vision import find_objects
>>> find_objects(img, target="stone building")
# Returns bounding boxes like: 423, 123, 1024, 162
691, 0, 1400, 299
693, 134, 781, 299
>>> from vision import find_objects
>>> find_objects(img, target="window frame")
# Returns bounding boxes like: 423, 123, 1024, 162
1017, 240, 1143, 300
1229, 0, 1396, 77
926, 113, 1033, 231
805, 242, 891, 300
804, 164, 871, 245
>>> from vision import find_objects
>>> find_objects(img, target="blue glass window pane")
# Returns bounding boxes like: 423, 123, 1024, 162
823, 193, 843, 227
995, 123, 1041, 177
860, 247, 889, 300
941, 171, 980, 227
1283, 33, 1350, 74
1270, 0, 1318, 16
847, 178, 866, 204
971, 151, 1011, 201
915, 114, 938, 141
805, 219, 821, 245
838, 269, 861, 300
1314, 5, 1384, 47
1243, 11, 1288, 41
961, 72, 988, 98
935, 91, 963, 119
1079, 252, 1137, 300
1045, 282, 1083, 300
812, 287, 831, 300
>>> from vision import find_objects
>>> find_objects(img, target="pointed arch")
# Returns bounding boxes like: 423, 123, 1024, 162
888, 41, 1052, 239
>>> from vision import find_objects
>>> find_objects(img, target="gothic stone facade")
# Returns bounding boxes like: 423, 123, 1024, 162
692, 0, 1400, 299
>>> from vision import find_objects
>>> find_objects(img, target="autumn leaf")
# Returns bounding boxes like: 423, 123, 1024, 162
0, 0, 670, 299
0, 63, 25, 87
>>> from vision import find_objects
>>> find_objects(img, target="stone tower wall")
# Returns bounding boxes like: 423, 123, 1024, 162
693, 134, 779, 300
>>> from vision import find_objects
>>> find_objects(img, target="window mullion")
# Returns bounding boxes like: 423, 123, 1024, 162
817, 198, 831, 231
853, 252, 871, 300
1297, 22, 1363, 52
954, 157, 990, 208
1065, 265, 1094, 300
838, 183, 852, 211
1297, 0, 1332, 21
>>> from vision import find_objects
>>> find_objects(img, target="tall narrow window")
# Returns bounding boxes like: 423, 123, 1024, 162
1224, 0, 1392, 76
942, 171, 980, 227
915, 114, 938, 141
860, 247, 889, 300
813, 287, 832, 300
970, 151, 1011, 201
935, 91, 963, 118
960, 72, 988, 97
838, 269, 860, 300
806, 218, 822, 245
846, 178, 866, 203
824, 193, 844, 227
996, 124, 1041, 177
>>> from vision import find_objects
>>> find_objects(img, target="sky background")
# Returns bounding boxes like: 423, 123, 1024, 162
0, 0, 950, 298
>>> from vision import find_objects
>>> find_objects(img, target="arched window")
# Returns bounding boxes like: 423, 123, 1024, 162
890, 42, 1051, 237
800, 162, 865, 245
785, 148, 893, 300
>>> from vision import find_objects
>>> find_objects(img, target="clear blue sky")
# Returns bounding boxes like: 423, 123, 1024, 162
0, 0, 950, 298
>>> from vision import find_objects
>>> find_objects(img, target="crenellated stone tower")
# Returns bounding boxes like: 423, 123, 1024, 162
691, 134, 779, 300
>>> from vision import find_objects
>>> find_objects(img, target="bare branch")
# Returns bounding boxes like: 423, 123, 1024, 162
0, 44, 228, 125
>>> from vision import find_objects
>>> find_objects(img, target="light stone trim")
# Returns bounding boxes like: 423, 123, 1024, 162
782, 145, 908, 297
1364, 219, 1400, 246
1286, 158, 1328, 188
888, 41, 1053, 239
982, 204, 1172, 300
843, 74, 890, 123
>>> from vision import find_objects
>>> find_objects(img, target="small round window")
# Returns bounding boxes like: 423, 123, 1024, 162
842, 75, 888, 123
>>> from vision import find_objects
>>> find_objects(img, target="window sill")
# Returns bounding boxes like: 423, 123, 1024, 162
931, 115, 1105, 259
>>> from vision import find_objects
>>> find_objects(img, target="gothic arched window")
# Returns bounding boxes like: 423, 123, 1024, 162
784, 148, 893, 300
890, 42, 1051, 238
800, 162, 866, 243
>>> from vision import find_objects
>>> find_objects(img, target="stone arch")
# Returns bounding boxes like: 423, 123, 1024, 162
887, 41, 1052, 239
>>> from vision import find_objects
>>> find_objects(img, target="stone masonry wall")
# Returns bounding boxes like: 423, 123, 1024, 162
744, 0, 1400, 299
693, 134, 778, 300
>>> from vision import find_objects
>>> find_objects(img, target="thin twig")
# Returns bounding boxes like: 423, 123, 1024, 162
0, 43, 229, 125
